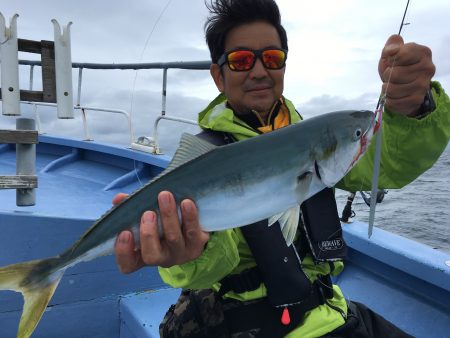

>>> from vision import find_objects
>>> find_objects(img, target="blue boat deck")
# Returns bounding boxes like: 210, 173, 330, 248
0, 135, 170, 219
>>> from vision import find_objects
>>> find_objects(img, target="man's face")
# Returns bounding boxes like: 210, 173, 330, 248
210, 21, 286, 115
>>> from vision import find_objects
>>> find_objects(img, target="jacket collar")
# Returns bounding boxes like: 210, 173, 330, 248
198, 94, 302, 141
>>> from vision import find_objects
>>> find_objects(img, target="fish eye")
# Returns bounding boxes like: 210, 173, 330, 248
353, 128, 362, 141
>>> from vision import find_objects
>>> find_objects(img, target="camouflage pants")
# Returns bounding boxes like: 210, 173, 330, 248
160, 291, 414, 338
159, 289, 260, 338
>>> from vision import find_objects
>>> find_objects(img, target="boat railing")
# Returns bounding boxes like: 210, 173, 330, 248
17, 60, 211, 153
22, 100, 133, 144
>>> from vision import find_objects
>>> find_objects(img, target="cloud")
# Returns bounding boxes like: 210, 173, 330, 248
1, 0, 209, 64
434, 35, 450, 78
298, 93, 379, 119
2, 0, 449, 147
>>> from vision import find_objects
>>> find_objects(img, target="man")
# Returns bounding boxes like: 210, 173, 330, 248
114, 0, 450, 337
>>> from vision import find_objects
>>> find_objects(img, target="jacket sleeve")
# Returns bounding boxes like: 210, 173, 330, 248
337, 81, 450, 191
158, 229, 241, 289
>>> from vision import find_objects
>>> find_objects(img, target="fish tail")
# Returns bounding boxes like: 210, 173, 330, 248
0, 258, 65, 338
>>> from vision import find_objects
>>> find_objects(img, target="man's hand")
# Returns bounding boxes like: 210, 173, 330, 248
114, 191, 209, 273
378, 34, 436, 116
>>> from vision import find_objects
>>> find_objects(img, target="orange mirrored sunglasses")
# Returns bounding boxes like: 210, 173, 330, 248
217, 47, 287, 71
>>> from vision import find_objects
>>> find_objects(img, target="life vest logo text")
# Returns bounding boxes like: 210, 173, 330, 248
318, 239, 344, 251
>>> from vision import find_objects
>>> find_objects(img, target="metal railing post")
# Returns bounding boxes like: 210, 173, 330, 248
77, 67, 83, 106
161, 68, 168, 116
80, 108, 92, 141
29, 65, 34, 90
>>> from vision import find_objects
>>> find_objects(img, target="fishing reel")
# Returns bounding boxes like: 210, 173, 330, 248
340, 189, 388, 223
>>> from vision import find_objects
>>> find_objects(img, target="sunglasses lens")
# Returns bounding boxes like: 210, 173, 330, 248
227, 50, 255, 71
262, 49, 286, 69
223, 49, 287, 71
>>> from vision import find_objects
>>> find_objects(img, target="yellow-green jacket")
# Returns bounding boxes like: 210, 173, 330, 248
159, 81, 450, 337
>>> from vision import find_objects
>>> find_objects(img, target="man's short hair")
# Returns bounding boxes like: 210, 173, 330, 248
204, 0, 288, 64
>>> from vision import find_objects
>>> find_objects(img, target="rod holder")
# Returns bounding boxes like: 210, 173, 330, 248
52, 19, 74, 119
16, 118, 36, 206
0, 13, 21, 116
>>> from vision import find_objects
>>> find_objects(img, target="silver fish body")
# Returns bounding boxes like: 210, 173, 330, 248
0, 109, 377, 337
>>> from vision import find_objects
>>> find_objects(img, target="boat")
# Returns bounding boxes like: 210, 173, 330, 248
1, 26, 449, 338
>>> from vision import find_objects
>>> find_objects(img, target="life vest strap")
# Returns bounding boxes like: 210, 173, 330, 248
218, 267, 263, 297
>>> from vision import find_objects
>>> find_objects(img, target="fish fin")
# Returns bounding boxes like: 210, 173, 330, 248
148, 133, 218, 184
0, 259, 65, 338
268, 212, 283, 227
268, 205, 300, 246
167, 133, 217, 170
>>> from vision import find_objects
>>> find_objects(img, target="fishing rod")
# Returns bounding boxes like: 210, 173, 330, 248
398, 0, 411, 35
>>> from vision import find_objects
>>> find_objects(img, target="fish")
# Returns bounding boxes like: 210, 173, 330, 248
0, 109, 379, 338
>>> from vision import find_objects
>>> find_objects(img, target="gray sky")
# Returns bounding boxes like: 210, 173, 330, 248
1, 0, 449, 153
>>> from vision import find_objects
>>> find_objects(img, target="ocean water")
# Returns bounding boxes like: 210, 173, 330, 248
335, 145, 450, 254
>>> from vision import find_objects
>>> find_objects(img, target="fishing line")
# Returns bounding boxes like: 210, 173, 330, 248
368, 0, 411, 237
131, 0, 173, 187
